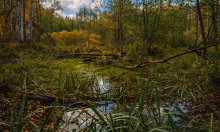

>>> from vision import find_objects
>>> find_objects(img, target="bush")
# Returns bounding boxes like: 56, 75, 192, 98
210, 50, 220, 60
0, 50, 19, 63
89, 33, 101, 45
53, 44, 76, 54
148, 45, 165, 58
125, 42, 147, 64
50, 30, 101, 46
208, 64, 220, 84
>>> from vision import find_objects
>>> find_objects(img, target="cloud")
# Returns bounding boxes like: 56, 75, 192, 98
43, 0, 103, 18
60, 0, 90, 10
60, 0, 103, 10
55, 10, 76, 18
56, 0, 102, 18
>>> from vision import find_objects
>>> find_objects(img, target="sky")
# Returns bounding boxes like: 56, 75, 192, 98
47, 0, 192, 18
53, 0, 103, 18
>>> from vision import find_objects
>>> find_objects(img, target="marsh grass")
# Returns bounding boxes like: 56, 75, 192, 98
0, 44, 219, 131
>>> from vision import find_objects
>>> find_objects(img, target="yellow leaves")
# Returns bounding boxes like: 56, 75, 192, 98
89, 33, 101, 45
51, 30, 88, 45
51, 30, 101, 46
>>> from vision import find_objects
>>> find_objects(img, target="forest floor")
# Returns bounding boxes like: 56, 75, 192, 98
0, 43, 220, 131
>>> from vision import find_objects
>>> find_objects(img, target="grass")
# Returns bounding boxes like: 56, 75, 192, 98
0, 43, 219, 131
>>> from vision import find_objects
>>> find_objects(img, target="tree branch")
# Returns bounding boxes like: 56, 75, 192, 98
125, 43, 219, 69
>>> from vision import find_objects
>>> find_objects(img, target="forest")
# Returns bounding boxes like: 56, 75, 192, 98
0, 0, 220, 131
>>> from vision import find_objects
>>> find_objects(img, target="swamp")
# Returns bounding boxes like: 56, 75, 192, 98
0, 0, 220, 131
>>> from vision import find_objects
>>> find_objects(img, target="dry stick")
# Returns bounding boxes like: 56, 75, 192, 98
125, 43, 219, 69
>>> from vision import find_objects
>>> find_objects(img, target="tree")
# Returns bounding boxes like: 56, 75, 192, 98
142, 0, 148, 49
210, 0, 219, 50
28, 0, 34, 42
196, 0, 207, 55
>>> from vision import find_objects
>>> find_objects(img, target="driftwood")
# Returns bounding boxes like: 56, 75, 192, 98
57, 53, 120, 59
125, 43, 219, 70
20, 92, 110, 107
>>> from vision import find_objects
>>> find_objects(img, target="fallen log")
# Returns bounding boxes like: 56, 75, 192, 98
57, 53, 120, 59
124, 43, 219, 70
22, 92, 80, 105
20, 92, 111, 107
0, 105, 10, 110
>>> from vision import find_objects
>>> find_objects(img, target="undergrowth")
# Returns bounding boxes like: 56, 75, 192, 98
0, 43, 219, 131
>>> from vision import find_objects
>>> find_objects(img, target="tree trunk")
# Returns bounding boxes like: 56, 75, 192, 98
160, 0, 163, 10
117, 0, 123, 51
211, 0, 219, 50
36, 0, 42, 41
142, 0, 147, 47
196, 0, 207, 55
50, 10, 53, 32
28, 0, 34, 42
18, 0, 24, 43
9, 0, 13, 42
23, 0, 26, 42
195, 13, 199, 46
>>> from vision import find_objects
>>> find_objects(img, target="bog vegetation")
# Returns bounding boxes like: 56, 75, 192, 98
0, 0, 220, 131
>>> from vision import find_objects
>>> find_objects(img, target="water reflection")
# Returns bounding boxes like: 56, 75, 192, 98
59, 76, 114, 132
96, 101, 115, 112
60, 108, 97, 131
59, 76, 193, 131
93, 77, 110, 94
170, 100, 193, 122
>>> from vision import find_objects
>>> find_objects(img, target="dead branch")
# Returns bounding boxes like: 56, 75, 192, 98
125, 43, 219, 69
20, 92, 110, 106
57, 53, 120, 59
0, 105, 10, 110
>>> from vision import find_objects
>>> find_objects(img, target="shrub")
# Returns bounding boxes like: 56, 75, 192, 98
89, 33, 101, 45
208, 64, 220, 85
125, 42, 147, 64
